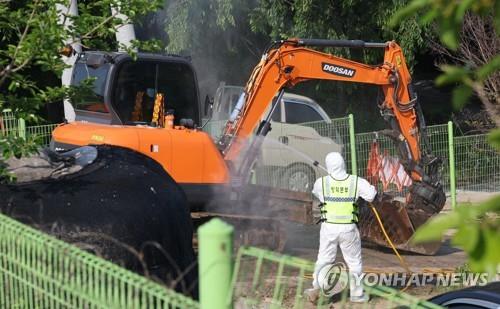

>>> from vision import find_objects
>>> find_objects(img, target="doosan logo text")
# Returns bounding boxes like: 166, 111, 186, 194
322, 63, 356, 77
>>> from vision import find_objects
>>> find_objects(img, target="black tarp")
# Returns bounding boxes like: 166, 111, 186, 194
0, 145, 197, 297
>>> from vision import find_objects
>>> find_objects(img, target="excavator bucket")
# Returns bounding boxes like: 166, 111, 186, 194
359, 140, 445, 255
358, 198, 442, 255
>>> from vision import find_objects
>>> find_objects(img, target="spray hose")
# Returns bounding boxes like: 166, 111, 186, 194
368, 202, 413, 292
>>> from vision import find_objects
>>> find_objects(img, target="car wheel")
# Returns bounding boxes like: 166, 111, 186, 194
282, 165, 315, 192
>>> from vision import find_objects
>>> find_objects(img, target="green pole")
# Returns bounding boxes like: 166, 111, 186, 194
18, 118, 26, 139
348, 114, 357, 175
198, 218, 234, 309
448, 121, 456, 209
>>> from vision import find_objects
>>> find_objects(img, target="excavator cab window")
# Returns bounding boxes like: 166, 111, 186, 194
112, 60, 199, 126
71, 61, 110, 114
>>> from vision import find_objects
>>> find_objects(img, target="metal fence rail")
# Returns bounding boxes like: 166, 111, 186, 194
230, 246, 443, 308
354, 124, 450, 198
0, 109, 18, 133
4, 110, 499, 196
455, 134, 500, 192
252, 116, 352, 191
1, 110, 57, 147
0, 213, 199, 309
302, 116, 353, 173
26, 124, 58, 146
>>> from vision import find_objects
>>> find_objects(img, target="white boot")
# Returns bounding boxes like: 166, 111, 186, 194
350, 293, 369, 303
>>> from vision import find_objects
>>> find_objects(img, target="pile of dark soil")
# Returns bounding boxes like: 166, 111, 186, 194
0, 145, 197, 297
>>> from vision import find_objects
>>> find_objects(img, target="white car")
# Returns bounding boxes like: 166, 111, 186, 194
205, 84, 343, 192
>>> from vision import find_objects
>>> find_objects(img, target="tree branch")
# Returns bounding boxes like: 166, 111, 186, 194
430, 12, 499, 127
0, 0, 40, 88
79, 12, 120, 41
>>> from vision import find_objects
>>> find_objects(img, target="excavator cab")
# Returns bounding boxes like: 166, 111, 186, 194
70, 52, 201, 127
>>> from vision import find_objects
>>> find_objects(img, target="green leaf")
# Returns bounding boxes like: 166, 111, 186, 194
389, 0, 430, 27
495, 0, 500, 33
476, 195, 500, 214
487, 129, 500, 151
480, 228, 500, 275
435, 65, 468, 86
451, 84, 473, 109
455, 0, 474, 23
476, 55, 500, 81
419, 10, 438, 24
440, 29, 459, 50
452, 221, 479, 252
467, 227, 500, 274
412, 212, 461, 243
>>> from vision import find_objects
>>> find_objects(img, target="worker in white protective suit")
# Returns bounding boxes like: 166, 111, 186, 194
304, 152, 376, 304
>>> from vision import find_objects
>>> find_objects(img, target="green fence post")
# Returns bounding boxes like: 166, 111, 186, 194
198, 218, 233, 309
448, 121, 456, 209
18, 118, 26, 139
348, 114, 357, 175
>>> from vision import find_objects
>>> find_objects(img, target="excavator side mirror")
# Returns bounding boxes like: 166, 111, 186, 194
204, 95, 214, 117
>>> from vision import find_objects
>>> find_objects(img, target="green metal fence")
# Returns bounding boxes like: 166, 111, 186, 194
301, 116, 353, 173
25, 123, 58, 146
202, 116, 352, 191
0, 213, 199, 309
455, 133, 500, 192
4, 110, 499, 197
354, 124, 450, 199
247, 116, 498, 202
252, 116, 352, 191
0, 211, 448, 309
1, 110, 57, 146
0, 110, 16, 131
229, 246, 443, 308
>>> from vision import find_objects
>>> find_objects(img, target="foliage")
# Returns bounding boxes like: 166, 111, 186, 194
391, 0, 499, 127
413, 196, 500, 275
391, 0, 499, 50
248, 0, 427, 66
0, 134, 39, 183
395, 0, 500, 274
166, 0, 237, 54
165, 0, 428, 67
162, 0, 431, 131
0, 0, 162, 180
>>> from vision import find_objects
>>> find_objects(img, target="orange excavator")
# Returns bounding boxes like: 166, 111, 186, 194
51, 39, 446, 254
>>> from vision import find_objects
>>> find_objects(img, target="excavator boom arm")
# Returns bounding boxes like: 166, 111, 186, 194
221, 39, 422, 181
218, 39, 446, 252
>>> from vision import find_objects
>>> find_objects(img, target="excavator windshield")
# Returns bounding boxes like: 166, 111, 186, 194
71, 61, 110, 114
112, 60, 199, 125
70, 52, 201, 126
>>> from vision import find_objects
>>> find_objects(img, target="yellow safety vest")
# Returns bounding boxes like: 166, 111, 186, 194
321, 175, 359, 224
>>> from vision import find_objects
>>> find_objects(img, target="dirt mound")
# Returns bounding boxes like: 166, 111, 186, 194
0, 145, 197, 297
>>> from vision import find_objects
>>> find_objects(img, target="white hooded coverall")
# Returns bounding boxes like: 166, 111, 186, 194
311, 152, 376, 298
